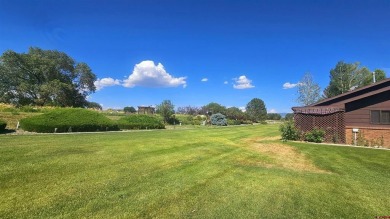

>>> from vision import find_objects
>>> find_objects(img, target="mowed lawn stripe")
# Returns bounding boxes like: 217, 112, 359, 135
0, 125, 389, 218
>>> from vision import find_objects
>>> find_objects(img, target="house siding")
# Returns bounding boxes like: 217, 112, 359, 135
293, 79, 390, 147
344, 94, 390, 128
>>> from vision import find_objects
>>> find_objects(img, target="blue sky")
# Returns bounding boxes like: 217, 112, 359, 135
1, 0, 389, 112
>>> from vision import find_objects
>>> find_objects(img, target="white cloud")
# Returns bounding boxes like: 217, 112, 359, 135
201, 78, 208, 82
224, 81, 228, 85
268, 109, 277, 113
239, 106, 246, 112
282, 82, 300, 89
122, 60, 187, 88
94, 77, 121, 90
233, 75, 254, 89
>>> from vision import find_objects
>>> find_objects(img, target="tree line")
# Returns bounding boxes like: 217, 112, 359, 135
296, 61, 387, 106
152, 98, 268, 124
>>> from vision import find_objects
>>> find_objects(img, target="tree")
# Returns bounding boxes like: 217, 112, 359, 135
0, 47, 96, 107
177, 106, 201, 115
245, 98, 267, 122
201, 102, 226, 115
284, 113, 294, 121
124, 106, 136, 113
226, 107, 247, 121
297, 73, 321, 106
267, 113, 282, 120
156, 100, 175, 124
362, 69, 387, 86
323, 61, 370, 98
86, 101, 102, 110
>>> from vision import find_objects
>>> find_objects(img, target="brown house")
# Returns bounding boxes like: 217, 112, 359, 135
292, 78, 390, 148
137, 106, 155, 115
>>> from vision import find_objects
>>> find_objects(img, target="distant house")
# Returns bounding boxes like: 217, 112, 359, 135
138, 106, 155, 115
292, 78, 390, 148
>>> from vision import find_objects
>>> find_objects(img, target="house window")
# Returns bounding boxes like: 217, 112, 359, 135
371, 110, 390, 124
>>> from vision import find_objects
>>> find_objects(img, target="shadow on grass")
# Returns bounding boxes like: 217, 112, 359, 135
0, 129, 16, 134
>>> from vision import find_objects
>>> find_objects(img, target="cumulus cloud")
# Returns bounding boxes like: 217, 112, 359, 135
94, 77, 121, 90
239, 106, 246, 112
224, 81, 228, 85
233, 75, 254, 89
123, 60, 187, 88
201, 78, 208, 82
282, 82, 301, 89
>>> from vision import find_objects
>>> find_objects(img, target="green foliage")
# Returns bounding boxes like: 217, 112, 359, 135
156, 100, 175, 124
0, 119, 6, 131
202, 102, 226, 115
0, 47, 96, 107
86, 102, 102, 110
210, 113, 227, 126
322, 61, 383, 98
284, 113, 294, 120
167, 115, 180, 125
117, 114, 164, 130
20, 108, 118, 133
227, 119, 242, 125
363, 69, 387, 86
226, 107, 247, 120
246, 98, 267, 122
356, 131, 384, 147
304, 128, 325, 143
279, 120, 299, 141
123, 106, 136, 113
267, 113, 282, 120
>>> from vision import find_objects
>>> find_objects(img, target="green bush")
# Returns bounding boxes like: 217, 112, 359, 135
211, 113, 227, 126
117, 114, 165, 130
227, 119, 241, 126
20, 108, 119, 133
305, 128, 325, 143
279, 120, 299, 141
0, 119, 7, 131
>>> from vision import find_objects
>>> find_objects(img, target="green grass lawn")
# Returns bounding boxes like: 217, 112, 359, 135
0, 125, 389, 218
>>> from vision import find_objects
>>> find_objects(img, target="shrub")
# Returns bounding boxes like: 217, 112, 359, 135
279, 120, 299, 141
0, 119, 7, 131
117, 114, 165, 130
227, 119, 241, 126
20, 108, 119, 133
304, 128, 325, 143
210, 113, 227, 126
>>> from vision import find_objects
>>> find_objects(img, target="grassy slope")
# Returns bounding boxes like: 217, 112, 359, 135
0, 112, 39, 130
0, 125, 389, 218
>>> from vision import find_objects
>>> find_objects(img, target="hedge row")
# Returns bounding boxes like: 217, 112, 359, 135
20, 108, 119, 133
0, 119, 6, 131
117, 114, 165, 130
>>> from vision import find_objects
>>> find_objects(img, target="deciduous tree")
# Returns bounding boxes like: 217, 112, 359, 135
245, 98, 267, 122
323, 61, 370, 98
124, 106, 136, 113
156, 100, 175, 124
0, 47, 96, 107
297, 73, 321, 106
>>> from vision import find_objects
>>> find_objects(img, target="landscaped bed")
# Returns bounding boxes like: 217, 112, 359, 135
0, 125, 389, 218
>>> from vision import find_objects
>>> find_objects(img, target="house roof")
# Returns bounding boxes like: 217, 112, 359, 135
292, 78, 390, 115
292, 106, 344, 115
311, 78, 390, 107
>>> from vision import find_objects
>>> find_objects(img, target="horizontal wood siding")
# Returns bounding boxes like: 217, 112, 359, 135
345, 97, 390, 128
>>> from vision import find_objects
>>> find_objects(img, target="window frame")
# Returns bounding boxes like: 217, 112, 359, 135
371, 110, 390, 125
